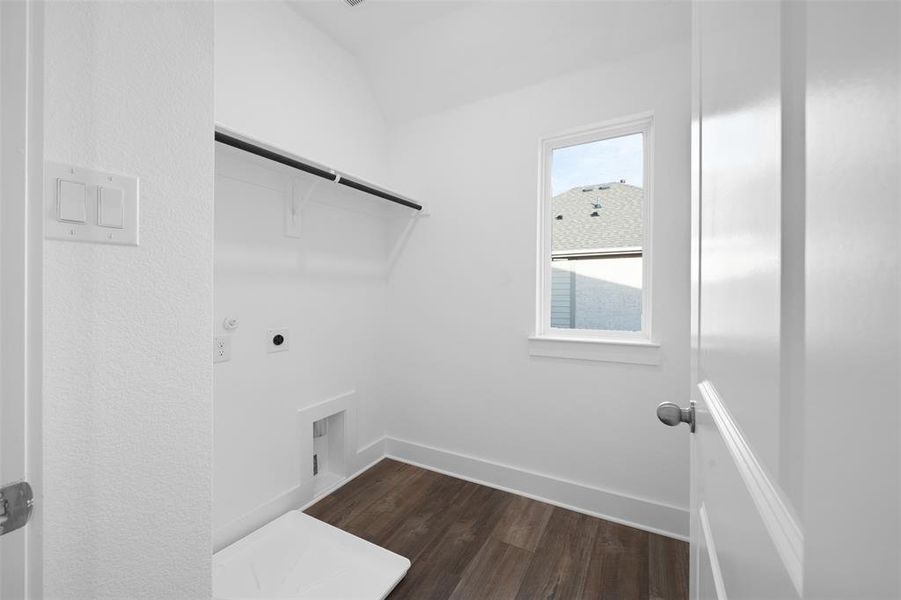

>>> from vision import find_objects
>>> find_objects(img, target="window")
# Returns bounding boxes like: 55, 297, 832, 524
535, 115, 654, 349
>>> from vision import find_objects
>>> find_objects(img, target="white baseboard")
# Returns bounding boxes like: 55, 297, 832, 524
214, 483, 309, 552
352, 435, 388, 474
384, 437, 689, 541
213, 436, 388, 552
214, 433, 688, 549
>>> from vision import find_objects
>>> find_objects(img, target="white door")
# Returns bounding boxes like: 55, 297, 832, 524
683, 1, 901, 599
0, 1, 42, 598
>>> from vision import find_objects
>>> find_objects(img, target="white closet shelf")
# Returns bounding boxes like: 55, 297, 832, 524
215, 125, 423, 212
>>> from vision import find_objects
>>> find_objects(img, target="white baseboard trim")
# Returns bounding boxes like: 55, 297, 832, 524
213, 436, 388, 552
214, 483, 308, 553
699, 380, 804, 596
353, 435, 388, 472
214, 433, 689, 549
384, 436, 689, 541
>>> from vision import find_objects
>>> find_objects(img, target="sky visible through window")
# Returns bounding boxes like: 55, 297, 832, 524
551, 133, 643, 196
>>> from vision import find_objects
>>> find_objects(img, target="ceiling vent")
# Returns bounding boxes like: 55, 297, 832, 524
344, 0, 366, 6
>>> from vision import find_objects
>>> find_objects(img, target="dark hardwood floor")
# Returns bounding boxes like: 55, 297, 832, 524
305, 459, 688, 600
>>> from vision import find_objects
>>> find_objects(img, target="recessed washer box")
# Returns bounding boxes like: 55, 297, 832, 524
44, 162, 138, 246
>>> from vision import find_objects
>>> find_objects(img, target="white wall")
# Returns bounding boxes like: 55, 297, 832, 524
214, 1, 692, 539
215, 1, 389, 184
212, 147, 410, 549
383, 41, 692, 535
212, 2, 400, 549
42, 2, 213, 598
293, 1, 693, 126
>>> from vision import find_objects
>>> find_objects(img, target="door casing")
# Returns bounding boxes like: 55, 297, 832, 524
0, 0, 44, 597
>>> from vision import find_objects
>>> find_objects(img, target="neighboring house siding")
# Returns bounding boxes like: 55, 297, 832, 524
551, 266, 574, 328
571, 256, 642, 331
551, 256, 642, 331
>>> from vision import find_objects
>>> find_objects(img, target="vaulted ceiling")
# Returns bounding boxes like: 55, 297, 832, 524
289, 1, 691, 124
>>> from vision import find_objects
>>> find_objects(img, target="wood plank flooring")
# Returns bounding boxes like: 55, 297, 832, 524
305, 459, 688, 600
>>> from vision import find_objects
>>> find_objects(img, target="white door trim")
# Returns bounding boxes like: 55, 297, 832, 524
697, 503, 727, 600
698, 380, 804, 596
0, 0, 44, 597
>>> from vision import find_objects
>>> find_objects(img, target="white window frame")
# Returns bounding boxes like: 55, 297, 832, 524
530, 113, 659, 364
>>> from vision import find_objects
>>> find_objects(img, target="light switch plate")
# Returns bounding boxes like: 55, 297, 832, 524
44, 162, 139, 246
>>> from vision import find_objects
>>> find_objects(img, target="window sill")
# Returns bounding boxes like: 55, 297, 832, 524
527, 335, 661, 365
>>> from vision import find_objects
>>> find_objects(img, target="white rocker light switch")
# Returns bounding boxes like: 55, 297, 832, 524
57, 180, 87, 223
97, 186, 125, 229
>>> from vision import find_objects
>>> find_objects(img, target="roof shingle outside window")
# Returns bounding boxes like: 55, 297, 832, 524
551, 182, 643, 253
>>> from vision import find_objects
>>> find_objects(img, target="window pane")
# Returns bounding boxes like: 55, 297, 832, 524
550, 133, 643, 331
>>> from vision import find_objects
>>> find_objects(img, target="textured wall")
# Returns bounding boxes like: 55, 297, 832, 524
42, 2, 214, 598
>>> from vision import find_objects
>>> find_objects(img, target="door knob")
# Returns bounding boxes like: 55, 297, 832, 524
656, 401, 695, 432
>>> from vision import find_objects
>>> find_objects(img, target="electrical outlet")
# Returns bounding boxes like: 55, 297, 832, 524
213, 336, 231, 363
267, 328, 289, 353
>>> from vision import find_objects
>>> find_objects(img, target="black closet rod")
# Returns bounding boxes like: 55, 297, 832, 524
215, 131, 423, 212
